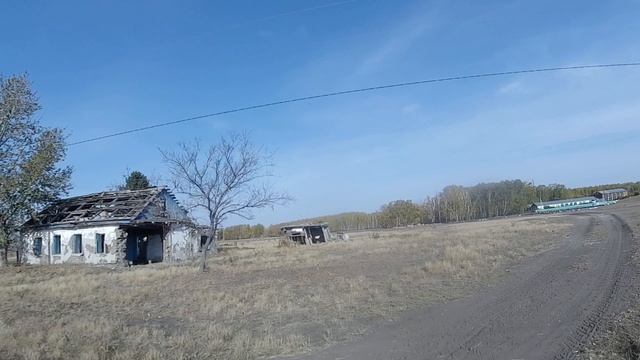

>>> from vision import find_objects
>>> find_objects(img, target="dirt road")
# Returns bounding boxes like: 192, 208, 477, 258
293, 211, 638, 360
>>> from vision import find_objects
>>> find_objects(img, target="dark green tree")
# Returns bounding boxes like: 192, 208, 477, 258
0, 74, 71, 266
123, 170, 151, 190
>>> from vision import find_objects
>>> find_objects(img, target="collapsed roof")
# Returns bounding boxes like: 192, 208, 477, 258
280, 224, 329, 231
24, 187, 187, 228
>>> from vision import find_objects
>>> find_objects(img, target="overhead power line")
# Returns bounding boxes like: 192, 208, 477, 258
68, 62, 640, 146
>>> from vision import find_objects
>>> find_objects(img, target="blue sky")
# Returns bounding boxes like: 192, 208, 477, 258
2, 0, 640, 225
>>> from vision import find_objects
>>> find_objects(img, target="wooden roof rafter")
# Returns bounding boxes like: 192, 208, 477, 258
23, 187, 183, 227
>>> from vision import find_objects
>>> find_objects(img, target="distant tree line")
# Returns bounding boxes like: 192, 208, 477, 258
386, 180, 639, 229
227, 180, 640, 238
221, 224, 267, 240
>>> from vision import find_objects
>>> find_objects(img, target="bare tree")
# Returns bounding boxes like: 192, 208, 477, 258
160, 132, 290, 271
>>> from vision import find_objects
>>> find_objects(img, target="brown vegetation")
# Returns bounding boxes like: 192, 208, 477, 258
0, 216, 573, 359
584, 310, 640, 359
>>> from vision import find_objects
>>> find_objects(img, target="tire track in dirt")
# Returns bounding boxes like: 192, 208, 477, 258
554, 213, 635, 359
290, 212, 637, 360
442, 215, 597, 359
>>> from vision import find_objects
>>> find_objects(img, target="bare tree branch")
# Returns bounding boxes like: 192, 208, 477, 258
160, 132, 291, 272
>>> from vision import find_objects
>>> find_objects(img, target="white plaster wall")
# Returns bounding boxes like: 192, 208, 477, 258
168, 226, 198, 261
23, 226, 119, 265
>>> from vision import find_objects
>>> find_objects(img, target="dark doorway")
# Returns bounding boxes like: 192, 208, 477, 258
308, 226, 326, 243
124, 226, 164, 264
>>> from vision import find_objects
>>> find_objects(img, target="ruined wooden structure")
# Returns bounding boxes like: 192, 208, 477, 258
281, 224, 331, 245
21, 187, 203, 265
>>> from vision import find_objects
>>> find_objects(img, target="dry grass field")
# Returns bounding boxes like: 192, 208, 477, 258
0, 215, 574, 360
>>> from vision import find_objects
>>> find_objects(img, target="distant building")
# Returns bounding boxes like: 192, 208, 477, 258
281, 224, 331, 245
529, 196, 606, 214
594, 188, 628, 201
21, 187, 204, 265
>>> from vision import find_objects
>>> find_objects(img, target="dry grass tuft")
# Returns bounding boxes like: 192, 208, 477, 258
0, 216, 573, 359
277, 238, 296, 248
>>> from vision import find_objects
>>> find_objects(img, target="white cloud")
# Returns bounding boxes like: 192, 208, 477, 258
401, 103, 422, 114
357, 17, 433, 75
497, 80, 525, 94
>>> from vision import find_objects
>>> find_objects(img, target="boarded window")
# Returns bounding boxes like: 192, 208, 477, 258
52, 235, 61, 255
72, 234, 83, 254
96, 233, 105, 253
33, 238, 43, 257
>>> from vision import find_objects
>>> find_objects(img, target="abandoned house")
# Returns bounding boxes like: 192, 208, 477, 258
281, 224, 331, 245
21, 187, 205, 265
